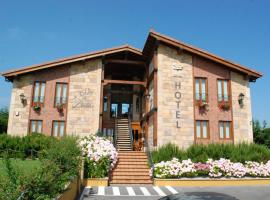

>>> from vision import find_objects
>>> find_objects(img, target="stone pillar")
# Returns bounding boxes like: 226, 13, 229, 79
7, 74, 33, 136
231, 72, 253, 143
157, 44, 194, 149
66, 59, 102, 137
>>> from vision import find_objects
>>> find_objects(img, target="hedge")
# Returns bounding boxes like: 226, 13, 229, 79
0, 134, 56, 158
151, 143, 270, 164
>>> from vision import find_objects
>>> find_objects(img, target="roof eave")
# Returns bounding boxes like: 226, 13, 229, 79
1, 45, 143, 78
145, 30, 262, 80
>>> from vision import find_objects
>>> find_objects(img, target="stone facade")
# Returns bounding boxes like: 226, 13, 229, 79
66, 59, 102, 136
231, 72, 253, 143
157, 44, 194, 149
7, 74, 33, 136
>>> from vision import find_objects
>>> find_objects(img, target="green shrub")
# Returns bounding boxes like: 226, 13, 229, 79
84, 157, 110, 178
0, 136, 81, 200
0, 107, 8, 133
151, 143, 187, 163
151, 143, 270, 164
0, 134, 55, 159
22, 137, 81, 199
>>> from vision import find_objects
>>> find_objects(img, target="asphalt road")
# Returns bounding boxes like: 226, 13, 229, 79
81, 185, 270, 200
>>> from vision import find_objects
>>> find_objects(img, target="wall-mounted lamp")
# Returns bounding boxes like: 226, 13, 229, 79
144, 93, 151, 99
19, 93, 27, 105
238, 93, 245, 108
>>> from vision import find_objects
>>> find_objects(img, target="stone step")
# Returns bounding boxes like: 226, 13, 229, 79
117, 161, 148, 165
117, 144, 131, 147
118, 156, 148, 160
111, 171, 150, 176
118, 158, 148, 162
118, 152, 146, 156
115, 164, 149, 169
112, 168, 150, 172
111, 175, 151, 180
117, 141, 131, 143
110, 179, 152, 184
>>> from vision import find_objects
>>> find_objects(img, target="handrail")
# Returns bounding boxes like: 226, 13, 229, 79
113, 118, 118, 150
143, 136, 154, 170
128, 113, 133, 150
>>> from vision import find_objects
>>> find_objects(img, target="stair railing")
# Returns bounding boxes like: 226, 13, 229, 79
143, 136, 154, 175
113, 118, 118, 150
128, 112, 133, 150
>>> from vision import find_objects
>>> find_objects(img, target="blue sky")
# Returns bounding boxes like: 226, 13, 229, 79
0, 0, 269, 124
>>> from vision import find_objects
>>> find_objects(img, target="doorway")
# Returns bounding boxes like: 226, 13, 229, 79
110, 103, 132, 118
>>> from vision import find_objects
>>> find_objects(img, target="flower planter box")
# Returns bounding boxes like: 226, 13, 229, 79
83, 178, 109, 186
57, 177, 80, 200
154, 177, 270, 186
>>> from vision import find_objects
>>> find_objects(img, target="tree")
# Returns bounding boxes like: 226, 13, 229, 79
0, 107, 8, 133
253, 119, 270, 148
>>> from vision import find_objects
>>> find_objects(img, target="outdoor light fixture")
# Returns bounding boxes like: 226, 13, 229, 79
238, 93, 245, 107
144, 93, 151, 99
19, 93, 27, 105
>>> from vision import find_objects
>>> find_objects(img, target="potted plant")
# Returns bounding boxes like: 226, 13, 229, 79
198, 99, 209, 111
79, 136, 118, 186
219, 101, 230, 110
33, 102, 41, 112
56, 103, 64, 113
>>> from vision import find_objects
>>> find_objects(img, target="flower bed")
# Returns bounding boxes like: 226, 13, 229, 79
152, 158, 270, 178
79, 136, 118, 178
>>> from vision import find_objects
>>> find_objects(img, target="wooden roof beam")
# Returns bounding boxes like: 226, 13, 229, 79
105, 59, 146, 66
103, 79, 146, 87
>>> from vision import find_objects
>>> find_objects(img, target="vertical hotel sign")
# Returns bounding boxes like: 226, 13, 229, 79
173, 63, 183, 128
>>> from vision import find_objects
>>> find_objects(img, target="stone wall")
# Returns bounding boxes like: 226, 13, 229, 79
157, 44, 194, 149
231, 72, 253, 143
7, 74, 33, 135
66, 59, 102, 137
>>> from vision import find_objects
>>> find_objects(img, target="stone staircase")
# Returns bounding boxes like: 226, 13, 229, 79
110, 151, 152, 184
116, 118, 132, 151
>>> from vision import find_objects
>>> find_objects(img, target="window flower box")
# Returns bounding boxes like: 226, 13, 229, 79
198, 100, 209, 111
56, 103, 64, 113
33, 102, 42, 112
83, 177, 109, 187
219, 101, 230, 110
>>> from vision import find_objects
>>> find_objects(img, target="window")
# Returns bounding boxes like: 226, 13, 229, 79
103, 96, 108, 112
217, 80, 229, 102
195, 78, 207, 101
52, 121, 65, 137
33, 81, 45, 104
195, 120, 209, 139
111, 103, 118, 118
55, 83, 68, 107
219, 121, 232, 139
30, 120, 42, 133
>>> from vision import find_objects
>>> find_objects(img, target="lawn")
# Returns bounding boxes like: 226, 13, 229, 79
0, 159, 41, 180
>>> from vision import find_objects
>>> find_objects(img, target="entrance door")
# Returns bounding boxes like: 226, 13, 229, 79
110, 103, 132, 118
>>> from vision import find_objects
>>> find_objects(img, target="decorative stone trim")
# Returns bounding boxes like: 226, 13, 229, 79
154, 178, 270, 186
83, 178, 109, 186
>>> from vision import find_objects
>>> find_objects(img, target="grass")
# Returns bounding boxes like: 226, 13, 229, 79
0, 159, 41, 180
151, 143, 270, 164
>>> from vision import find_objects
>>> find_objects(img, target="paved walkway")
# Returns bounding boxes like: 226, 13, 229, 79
81, 185, 270, 200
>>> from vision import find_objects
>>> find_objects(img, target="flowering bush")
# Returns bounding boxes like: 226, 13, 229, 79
152, 158, 270, 179
79, 136, 118, 178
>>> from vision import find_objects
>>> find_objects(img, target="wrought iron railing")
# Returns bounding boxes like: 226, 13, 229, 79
113, 118, 118, 150
128, 113, 133, 150
143, 136, 154, 171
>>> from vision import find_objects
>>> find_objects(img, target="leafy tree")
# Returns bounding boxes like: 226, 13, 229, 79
253, 119, 270, 148
0, 107, 8, 133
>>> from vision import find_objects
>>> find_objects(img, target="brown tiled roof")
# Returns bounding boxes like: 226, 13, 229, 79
1, 45, 142, 78
143, 30, 262, 80
1, 30, 262, 80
